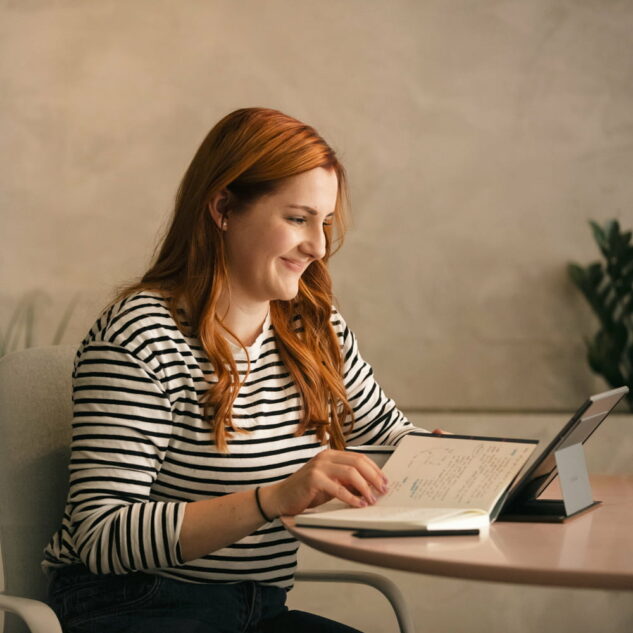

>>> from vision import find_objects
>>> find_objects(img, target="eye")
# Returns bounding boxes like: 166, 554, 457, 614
287, 216, 308, 225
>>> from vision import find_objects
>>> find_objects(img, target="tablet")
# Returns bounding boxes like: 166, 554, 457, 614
501, 385, 629, 513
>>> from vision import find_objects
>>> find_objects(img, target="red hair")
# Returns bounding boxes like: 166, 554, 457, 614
118, 108, 353, 451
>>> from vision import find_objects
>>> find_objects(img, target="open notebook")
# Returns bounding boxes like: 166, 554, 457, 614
295, 433, 537, 531
294, 386, 629, 531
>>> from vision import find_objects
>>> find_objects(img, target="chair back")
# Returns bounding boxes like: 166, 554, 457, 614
0, 346, 75, 632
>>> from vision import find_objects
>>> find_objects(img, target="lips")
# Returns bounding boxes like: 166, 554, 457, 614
280, 257, 309, 273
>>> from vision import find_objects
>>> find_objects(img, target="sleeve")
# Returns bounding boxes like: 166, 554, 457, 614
333, 311, 427, 446
68, 341, 186, 575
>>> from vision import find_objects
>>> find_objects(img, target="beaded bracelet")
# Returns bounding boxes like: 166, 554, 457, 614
254, 486, 273, 522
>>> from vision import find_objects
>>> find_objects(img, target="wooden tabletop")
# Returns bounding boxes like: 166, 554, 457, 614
283, 474, 633, 591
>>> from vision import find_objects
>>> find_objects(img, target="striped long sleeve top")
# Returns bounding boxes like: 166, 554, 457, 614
43, 292, 415, 588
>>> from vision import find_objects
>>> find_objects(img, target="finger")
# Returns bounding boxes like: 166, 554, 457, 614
326, 450, 387, 483
314, 471, 368, 508
328, 451, 389, 494
327, 463, 383, 506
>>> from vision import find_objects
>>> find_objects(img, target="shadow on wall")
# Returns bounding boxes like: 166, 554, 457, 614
0, 291, 78, 358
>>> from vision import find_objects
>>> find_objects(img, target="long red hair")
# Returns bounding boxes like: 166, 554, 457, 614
118, 107, 353, 451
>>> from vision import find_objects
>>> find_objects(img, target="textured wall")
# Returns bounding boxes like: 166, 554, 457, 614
2, 0, 632, 411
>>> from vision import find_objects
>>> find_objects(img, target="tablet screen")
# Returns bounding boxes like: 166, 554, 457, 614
504, 386, 629, 508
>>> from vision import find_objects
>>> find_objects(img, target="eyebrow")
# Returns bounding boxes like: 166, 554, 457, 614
286, 204, 335, 217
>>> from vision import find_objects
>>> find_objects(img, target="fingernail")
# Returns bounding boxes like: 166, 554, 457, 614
358, 498, 368, 507
367, 495, 376, 505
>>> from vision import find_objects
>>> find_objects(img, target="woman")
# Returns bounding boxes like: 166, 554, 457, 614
44, 107, 420, 632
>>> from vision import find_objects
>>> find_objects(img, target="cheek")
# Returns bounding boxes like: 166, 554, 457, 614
226, 223, 295, 271
228, 236, 276, 273
260, 228, 295, 260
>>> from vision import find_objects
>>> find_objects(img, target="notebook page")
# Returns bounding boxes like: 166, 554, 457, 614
377, 434, 536, 513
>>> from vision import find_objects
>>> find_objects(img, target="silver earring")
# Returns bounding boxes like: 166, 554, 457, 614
222, 219, 228, 230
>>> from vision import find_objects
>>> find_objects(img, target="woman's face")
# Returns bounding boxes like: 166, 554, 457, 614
221, 166, 338, 309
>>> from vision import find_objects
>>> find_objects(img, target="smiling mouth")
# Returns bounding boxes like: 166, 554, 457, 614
281, 257, 309, 273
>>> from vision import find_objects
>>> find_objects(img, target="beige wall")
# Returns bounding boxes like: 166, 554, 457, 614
2, 0, 632, 412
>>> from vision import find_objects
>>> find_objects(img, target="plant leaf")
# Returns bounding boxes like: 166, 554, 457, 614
587, 262, 603, 287
606, 219, 620, 250
587, 329, 625, 386
590, 220, 609, 258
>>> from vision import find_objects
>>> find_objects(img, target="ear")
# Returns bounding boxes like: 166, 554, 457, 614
208, 189, 230, 230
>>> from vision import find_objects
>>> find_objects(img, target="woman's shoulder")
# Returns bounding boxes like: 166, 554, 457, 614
328, 305, 345, 329
80, 290, 178, 351
328, 305, 354, 346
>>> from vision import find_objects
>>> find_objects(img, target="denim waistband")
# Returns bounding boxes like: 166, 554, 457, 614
48, 563, 88, 580
50, 566, 288, 629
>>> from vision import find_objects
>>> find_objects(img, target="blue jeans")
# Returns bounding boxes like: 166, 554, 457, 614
47, 565, 364, 633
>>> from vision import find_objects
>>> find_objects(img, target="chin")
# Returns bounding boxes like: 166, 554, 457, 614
274, 285, 300, 302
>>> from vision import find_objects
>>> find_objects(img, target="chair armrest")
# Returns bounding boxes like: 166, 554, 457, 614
0, 593, 63, 633
295, 570, 415, 633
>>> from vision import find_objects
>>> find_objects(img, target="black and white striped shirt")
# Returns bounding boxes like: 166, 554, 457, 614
43, 292, 414, 588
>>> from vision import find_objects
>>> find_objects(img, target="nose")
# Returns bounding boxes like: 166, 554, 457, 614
301, 223, 327, 261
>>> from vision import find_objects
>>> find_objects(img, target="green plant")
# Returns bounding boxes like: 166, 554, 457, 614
568, 219, 633, 411
0, 291, 78, 358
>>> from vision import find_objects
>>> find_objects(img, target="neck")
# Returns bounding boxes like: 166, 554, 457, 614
216, 294, 269, 347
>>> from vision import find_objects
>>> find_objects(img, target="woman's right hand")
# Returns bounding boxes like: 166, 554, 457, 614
260, 449, 389, 518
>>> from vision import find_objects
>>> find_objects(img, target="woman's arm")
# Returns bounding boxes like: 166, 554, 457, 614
333, 311, 425, 445
71, 340, 387, 570
69, 339, 190, 575
178, 448, 388, 561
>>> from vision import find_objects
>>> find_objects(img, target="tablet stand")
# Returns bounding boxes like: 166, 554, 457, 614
499, 443, 601, 523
